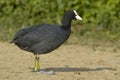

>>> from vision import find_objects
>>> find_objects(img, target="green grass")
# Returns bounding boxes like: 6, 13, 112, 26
0, 0, 120, 47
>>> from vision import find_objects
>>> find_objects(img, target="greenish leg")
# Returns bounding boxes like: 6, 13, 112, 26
34, 54, 40, 71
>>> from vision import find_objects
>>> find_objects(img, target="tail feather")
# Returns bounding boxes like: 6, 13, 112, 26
9, 40, 14, 43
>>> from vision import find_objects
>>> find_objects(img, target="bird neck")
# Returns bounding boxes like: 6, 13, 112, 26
61, 15, 72, 30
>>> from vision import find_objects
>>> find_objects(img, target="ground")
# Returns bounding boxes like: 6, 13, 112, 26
0, 42, 120, 80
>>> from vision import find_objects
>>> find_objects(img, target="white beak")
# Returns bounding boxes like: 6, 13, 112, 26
73, 10, 82, 20
75, 15, 82, 20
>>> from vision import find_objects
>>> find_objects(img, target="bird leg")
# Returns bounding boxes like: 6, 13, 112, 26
34, 54, 40, 72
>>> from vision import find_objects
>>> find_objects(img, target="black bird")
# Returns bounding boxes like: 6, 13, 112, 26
10, 10, 82, 71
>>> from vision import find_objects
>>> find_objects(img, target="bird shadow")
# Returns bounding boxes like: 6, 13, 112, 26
40, 67, 116, 72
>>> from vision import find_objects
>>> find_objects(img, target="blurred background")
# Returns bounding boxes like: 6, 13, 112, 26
0, 0, 120, 47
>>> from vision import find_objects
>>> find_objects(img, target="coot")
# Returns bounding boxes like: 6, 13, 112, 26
10, 10, 82, 71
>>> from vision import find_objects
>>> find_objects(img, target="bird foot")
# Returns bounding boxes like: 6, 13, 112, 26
38, 70, 55, 75
31, 69, 55, 75
32, 69, 40, 72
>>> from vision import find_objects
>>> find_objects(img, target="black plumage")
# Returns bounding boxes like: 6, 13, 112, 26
10, 10, 82, 71
12, 24, 70, 54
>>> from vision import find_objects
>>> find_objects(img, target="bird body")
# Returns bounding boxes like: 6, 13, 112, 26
12, 24, 71, 54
